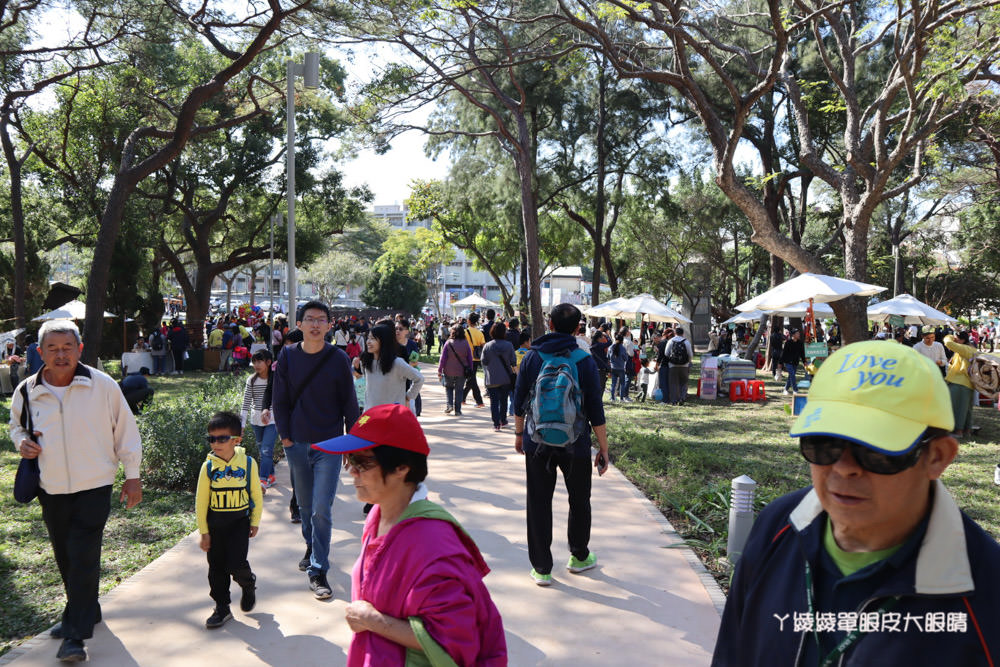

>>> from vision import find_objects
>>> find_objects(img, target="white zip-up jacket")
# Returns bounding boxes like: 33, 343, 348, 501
9, 365, 142, 495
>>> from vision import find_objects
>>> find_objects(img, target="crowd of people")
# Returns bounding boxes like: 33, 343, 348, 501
10, 299, 1000, 664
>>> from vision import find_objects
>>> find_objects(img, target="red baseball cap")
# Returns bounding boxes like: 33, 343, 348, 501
311, 403, 429, 455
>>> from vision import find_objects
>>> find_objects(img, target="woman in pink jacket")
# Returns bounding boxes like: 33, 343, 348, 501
312, 403, 507, 666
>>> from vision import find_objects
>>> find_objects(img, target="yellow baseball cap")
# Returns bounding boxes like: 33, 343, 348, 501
790, 340, 954, 454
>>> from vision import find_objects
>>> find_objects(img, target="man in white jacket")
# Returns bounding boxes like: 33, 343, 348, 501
11, 319, 142, 663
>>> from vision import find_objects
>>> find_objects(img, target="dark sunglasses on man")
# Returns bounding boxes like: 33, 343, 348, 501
799, 428, 950, 475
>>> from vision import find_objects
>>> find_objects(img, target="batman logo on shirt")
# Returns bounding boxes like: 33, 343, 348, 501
209, 465, 247, 482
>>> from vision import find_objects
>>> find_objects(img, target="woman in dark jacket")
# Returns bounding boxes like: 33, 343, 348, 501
480, 323, 517, 431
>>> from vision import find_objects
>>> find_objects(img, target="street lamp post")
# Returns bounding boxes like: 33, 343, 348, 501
286, 51, 320, 321
270, 213, 279, 318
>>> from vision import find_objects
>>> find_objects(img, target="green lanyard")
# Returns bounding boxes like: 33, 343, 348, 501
803, 559, 900, 667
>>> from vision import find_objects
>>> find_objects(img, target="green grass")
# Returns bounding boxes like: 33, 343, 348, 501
0, 372, 233, 656
604, 359, 1000, 590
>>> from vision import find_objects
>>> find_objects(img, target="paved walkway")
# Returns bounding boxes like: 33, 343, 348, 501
4, 365, 723, 666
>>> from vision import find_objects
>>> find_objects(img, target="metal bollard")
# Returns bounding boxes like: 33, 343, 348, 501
727, 474, 757, 564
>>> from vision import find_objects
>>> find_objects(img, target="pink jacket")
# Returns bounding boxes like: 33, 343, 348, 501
349, 500, 507, 666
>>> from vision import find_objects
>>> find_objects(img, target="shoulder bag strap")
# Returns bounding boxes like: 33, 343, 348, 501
453, 341, 470, 371
19, 380, 33, 433
289, 344, 336, 409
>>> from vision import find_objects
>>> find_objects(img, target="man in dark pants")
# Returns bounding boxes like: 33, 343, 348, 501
11, 319, 142, 662
513, 303, 610, 586
462, 311, 486, 407
273, 301, 359, 601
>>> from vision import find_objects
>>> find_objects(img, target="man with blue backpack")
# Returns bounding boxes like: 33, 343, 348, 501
513, 303, 610, 587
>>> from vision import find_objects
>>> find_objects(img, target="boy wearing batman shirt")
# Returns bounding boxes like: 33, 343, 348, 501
195, 411, 263, 629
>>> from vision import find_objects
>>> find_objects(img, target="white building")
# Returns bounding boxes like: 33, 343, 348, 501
371, 204, 511, 309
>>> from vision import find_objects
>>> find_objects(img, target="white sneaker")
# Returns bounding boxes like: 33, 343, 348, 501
782, 389, 790, 396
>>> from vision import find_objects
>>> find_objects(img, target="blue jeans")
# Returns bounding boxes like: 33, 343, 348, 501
784, 363, 797, 392
283, 442, 342, 575
152, 354, 166, 375
658, 366, 670, 403
445, 375, 463, 413
486, 386, 510, 427
610, 369, 627, 399
252, 424, 277, 480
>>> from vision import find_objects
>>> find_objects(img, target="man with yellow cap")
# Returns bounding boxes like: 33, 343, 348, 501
712, 340, 999, 666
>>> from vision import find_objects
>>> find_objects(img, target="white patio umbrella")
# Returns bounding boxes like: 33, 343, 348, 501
866, 294, 957, 326
736, 273, 887, 312
33, 299, 115, 321
736, 273, 885, 343
582, 296, 631, 319
0, 328, 25, 344
721, 302, 836, 326
586, 293, 691, 324
451, 293, 500, 310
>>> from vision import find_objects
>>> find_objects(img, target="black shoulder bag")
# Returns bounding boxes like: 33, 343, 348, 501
14, 378, 40, 503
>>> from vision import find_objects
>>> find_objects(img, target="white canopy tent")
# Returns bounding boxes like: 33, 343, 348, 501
866, 294, 957, 326
33, 299, 115, 321
450, 293, 500, 313
584, 293, 691, 324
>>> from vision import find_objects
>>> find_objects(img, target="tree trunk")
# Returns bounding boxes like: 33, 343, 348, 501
1, 120, 27, 328
514, 135, 543, 336
590, 59, 608, 306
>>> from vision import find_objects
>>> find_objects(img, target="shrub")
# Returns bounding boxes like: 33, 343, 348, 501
138, 374, 260, 491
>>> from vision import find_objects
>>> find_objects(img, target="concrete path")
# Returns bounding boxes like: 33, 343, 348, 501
4, 365, 723, 666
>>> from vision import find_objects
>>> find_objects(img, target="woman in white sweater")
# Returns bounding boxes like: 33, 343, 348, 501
353, 321, 424, 412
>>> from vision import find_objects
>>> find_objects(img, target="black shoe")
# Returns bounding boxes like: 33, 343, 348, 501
51, 606, 102, 639
309, 573, 332, 599
56, 638, 86, 662
290, 511, 302, 524
205, 607, 232, 629
240, 574, 256, 612
298, 548, 312, 572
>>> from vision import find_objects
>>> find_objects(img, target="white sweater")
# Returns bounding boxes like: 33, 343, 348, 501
9, 366, 141, 494
363, 357, 425, 409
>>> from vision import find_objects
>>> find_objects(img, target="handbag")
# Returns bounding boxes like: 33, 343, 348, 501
13, 380, 40, 503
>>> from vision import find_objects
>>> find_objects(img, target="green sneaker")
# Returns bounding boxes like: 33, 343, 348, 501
530, 569, 553, 586
567, 552, 598, 573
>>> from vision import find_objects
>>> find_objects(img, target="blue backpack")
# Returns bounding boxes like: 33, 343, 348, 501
526, 348, 590, 448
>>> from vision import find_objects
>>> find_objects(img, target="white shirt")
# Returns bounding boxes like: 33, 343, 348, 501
913, 339, 947, 367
